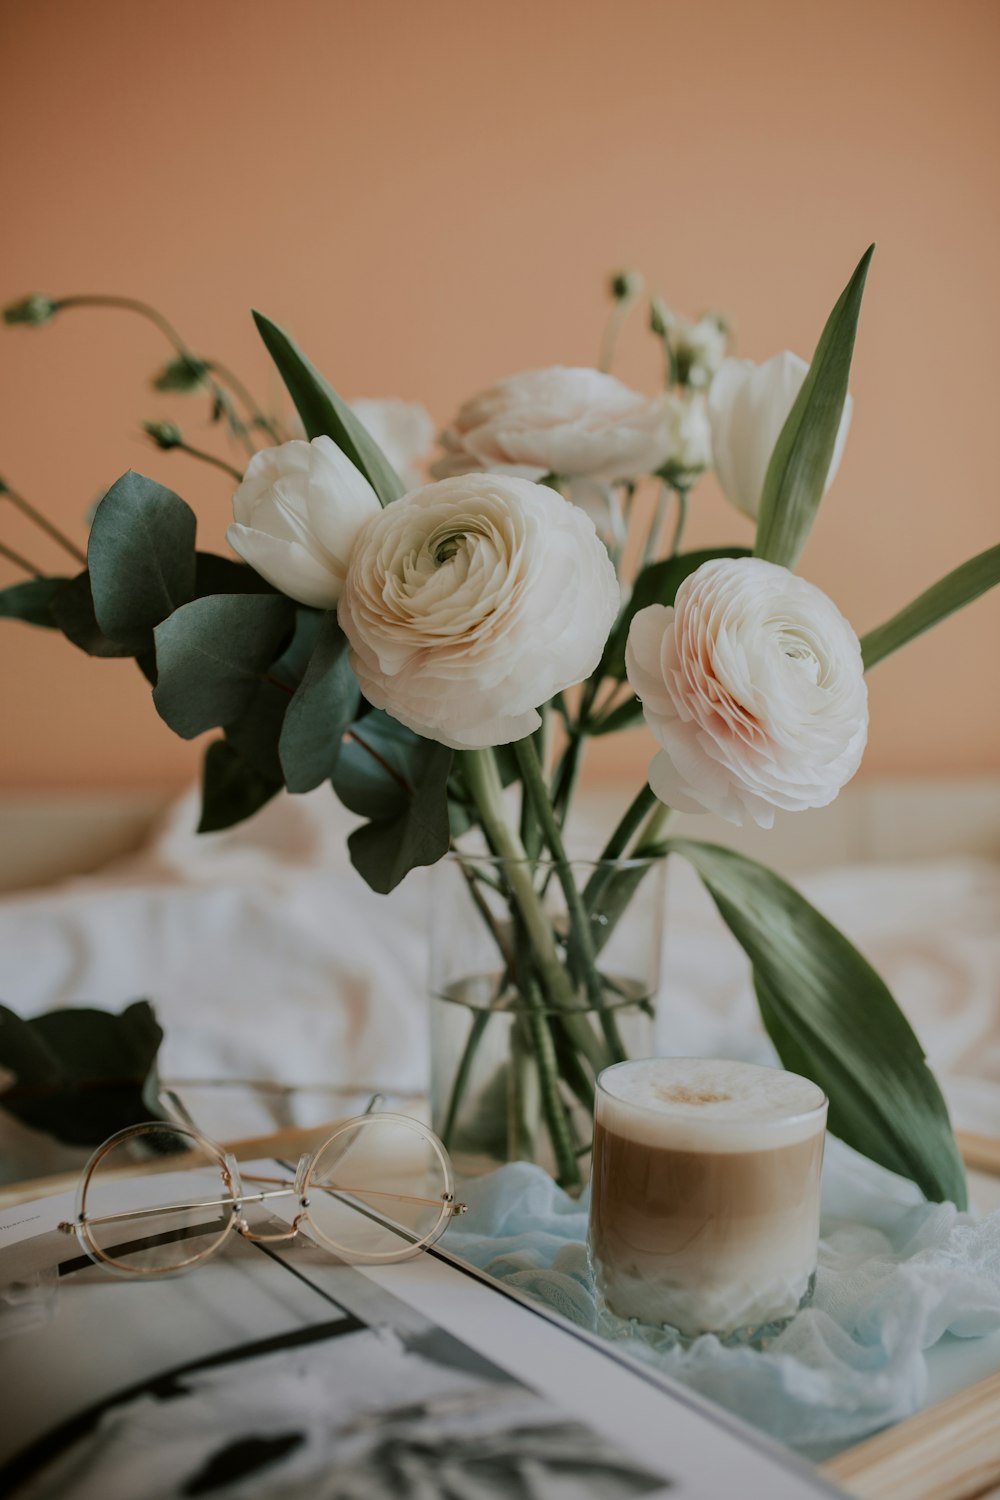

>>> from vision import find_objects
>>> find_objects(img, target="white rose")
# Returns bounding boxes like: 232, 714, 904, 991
626, 556, 868, 829
432, 367, 672, 486
339, 474, 620, 750
708, 352, 853, 520
227, 436, 381, 609
349, 399, 434, 490
660, 392, 713, 486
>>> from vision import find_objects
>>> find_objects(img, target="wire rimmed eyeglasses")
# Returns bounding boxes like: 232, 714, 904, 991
58, 1109, 467, 1277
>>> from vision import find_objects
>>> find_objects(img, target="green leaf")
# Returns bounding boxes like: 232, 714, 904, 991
598, 547, 752, 682
224, 609, 324, 780
51, 571, 133, 658
588, 696, 643, 737
667, 838, 966, 1206
88, 470, 197, 652
153, 593, 295, 738
754, 245, 874, 569
194, 552, 277, 597
198, 739, 282, 833
252, 311, 405, 506
279, 614, 360, 793
332, 709, 426, 819
0, 1000, 164, 1146
861, 543, 1000, 671
0, 576, 70, 628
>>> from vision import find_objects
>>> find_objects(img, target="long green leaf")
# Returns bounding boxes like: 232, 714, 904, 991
754, 245, 874, 569
88, 471, 197, 653
862, 543, 1000, 670
666, 837, 967, 1207
252, 311, 405, 506
598, 548, 751, 683
153, 594, 294, 738
0, 576, 69, 628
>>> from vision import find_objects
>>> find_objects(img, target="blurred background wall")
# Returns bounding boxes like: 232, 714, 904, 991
0, 0, 997, 790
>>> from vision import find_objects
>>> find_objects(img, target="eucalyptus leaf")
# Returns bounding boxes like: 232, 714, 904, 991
51, 571, 133, 658
279, 614, 360, 793
754, 245, 874, 570
195, 552, 276, 598
153, 593, 295, 739
88, 471, 198, 652
332, 710, 428, 820
347, 740, 453, 894
252, 311, 405, 506
861, 543, 1000, 671
0, 1000, 164, 1146
0, 576, 70, 628
198, 739, 282, 833
598, 547, 751, 682
666, 838, 966, 1206
224, 610, 324, 781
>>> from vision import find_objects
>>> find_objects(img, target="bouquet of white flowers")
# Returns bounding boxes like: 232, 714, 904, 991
3, 247, 997, 1199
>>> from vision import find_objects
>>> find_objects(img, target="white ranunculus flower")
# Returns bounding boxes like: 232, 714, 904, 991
660, 392, 713, 486
625, 556, 868, 829
349, 399, 434, 490
431, 367, 672, 486
227, 436, 381, 609
708, 352, 853, 521
339, 474, 620, 750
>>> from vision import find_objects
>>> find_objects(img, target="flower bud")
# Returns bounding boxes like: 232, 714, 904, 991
609, 269, 644, 302
3, 294, 58, 327
152, 355, 209, 392
143, 420, 184, 450
674, 313, 730, 389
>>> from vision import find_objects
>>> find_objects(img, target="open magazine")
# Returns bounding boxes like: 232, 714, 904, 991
0, 1158, 840, 1499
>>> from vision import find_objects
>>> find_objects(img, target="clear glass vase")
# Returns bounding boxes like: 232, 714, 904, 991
429, 852, 666, 1191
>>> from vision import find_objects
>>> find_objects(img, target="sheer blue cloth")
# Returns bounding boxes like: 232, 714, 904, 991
448, 1140, 1000, 1455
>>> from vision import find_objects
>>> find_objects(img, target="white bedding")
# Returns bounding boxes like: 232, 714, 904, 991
1, 787, 998, 1175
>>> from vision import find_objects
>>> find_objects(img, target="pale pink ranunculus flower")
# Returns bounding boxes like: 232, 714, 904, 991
339, 474, 620, 750
431, 367, 673, 486
708, 352, 853, 521
625, 556, 868, 828
227, 436, 381, 609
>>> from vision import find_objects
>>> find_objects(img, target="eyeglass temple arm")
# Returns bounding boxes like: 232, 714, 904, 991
241, 1172, 467, 1214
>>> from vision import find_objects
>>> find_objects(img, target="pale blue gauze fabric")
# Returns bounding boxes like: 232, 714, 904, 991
448, 1140, 1000, 1456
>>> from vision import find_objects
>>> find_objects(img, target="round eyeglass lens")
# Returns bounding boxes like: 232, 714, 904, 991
78, 1122, 236, 1274
303, 1114, 454, 1264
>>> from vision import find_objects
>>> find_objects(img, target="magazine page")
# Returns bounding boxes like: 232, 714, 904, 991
0, 1167, 839, 1499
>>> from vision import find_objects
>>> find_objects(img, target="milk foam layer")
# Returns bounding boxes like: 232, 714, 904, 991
597, 1058, 826, 1152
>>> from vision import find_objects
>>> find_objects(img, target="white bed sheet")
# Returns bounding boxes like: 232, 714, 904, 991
0, 787, 998, 1173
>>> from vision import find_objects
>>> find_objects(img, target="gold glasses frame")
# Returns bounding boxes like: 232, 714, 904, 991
58, 1111, 467, 1277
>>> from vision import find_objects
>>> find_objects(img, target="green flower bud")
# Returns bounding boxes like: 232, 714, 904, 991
152, 354, 209, 393
3, 293, 58, 327
609, 269, 644, 302
649, 295, 675, 337
143, 420, 184, 450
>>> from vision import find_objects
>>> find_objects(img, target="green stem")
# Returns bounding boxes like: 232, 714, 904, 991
513, 736, 626, 1063
2, 486, 86, 565
640, 481, 670, 570
598, 300, 630, 373
459, 749, 605, 1071
595, 784, 657, 865
172, 442, 244, 482
669, 487, 690, 557
0, 539, 42, 576
207, 361, 285, 444
523, 978, 581, 1189
439, 1007, 491, 1150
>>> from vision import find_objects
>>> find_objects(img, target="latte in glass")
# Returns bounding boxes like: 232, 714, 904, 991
588, 1058, 827, 1339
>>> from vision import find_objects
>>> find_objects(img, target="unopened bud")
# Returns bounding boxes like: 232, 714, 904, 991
649, 295, 675, 338
3, 293, 58, 327
152, 354, 209, 393
143, 420, 184, 450
609, 269, 644, 302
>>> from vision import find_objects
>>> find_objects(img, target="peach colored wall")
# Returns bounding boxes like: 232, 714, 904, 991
0, 0, 997, 790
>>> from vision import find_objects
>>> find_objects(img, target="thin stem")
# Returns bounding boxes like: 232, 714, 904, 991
523, 978, 581, 1189
2, 486, 86, 564
599, 301, 629, 373
207, 361, 285, 445
640, 481, 670, 571
669, 487, 690, 557
0, 539, 43, 576
513, 736, 626, 1062
169, 440, 244, 483
596, 784, 657, 864
439, 1008, 492, 1151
